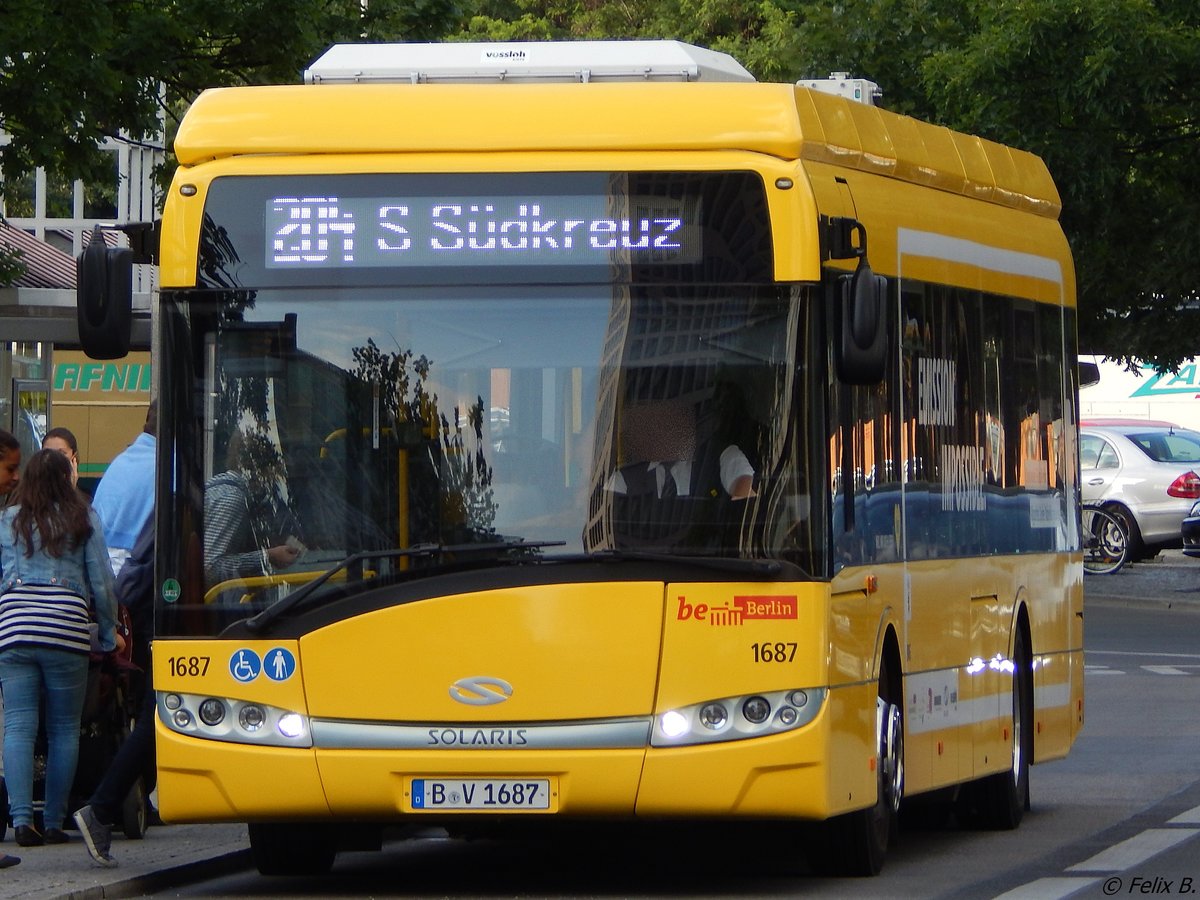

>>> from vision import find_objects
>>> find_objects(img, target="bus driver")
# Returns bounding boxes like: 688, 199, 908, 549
606, 399, 755, 500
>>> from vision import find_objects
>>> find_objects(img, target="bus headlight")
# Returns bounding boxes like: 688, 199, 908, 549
698, 703, 728, 730
239, 705, 266, 732
157, 692, 312, 748
659, 710, 689, 738
742, 696, 771, 724
198, 698, 226, 727
277, 713, 305, 739
651, 687, 826, 747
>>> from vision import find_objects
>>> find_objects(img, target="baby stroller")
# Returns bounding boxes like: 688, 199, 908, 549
1, 605, 149, 841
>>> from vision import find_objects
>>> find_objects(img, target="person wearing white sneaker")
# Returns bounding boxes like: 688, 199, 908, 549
73, 517, 158, 869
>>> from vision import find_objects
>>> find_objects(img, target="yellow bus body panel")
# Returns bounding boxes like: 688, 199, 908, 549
155, 729, 329, 822
172, 82, 1060, 225
834, 552, 1083, 798
153, 582, 885, 822
301, 582, 665, 721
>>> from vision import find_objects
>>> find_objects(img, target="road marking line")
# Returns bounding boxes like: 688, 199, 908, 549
992, 877, 1100, 899
1066, 828, 1199, 872
1168, 804, 1200, 825
1087, 650, 1200, 660
1141, 665, 1189, 675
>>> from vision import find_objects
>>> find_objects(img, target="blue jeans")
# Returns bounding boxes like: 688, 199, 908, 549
0, 646, 89, 830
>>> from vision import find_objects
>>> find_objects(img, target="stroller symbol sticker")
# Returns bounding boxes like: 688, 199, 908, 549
265, 648, 296, 681
230, 650, 261, 683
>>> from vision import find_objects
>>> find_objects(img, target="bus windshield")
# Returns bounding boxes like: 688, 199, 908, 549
158, 282, 820, 634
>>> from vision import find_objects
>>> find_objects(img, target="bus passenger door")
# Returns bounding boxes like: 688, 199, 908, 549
968, 591, 1007, 778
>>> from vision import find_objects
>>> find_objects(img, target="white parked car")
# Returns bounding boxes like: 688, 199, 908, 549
1080, 420, 1200, 560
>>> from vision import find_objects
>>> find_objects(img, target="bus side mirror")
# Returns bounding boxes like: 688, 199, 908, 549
836, 263, 888, 384
77, 227, 133, 359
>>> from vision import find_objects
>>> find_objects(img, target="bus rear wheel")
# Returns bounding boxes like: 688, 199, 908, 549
249, 822, 338, 876
959, 625, 1032, 829
810, 658, 903, 876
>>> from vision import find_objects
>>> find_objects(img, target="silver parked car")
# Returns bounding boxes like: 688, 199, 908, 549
1080, 421, 1200, 560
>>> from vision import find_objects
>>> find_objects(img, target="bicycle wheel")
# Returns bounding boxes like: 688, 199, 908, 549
1082, 506, 1129, 575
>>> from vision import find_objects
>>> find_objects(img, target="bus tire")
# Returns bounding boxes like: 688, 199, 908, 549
960, 624, 1032, 830
248, 822, 338, 876
810, 655, 903, 876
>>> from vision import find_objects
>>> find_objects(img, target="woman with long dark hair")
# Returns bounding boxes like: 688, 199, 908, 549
0, 449, 121, 847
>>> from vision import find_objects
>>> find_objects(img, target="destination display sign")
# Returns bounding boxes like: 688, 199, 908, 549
265, 192, 701, 269
197, 171, 770, 288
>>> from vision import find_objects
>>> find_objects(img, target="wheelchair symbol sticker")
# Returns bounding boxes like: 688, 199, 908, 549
230, 649, 261, 683
264, 647, 296, 681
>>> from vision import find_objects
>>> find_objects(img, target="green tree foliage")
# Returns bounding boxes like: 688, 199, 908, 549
792, 0, 1200, 367
455, 0, 804, 78
0, 230, 25, 286
0, 0, 461, 192
3, 0, 1195, 364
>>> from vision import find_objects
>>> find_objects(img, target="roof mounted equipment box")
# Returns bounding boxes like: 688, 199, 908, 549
796, 72, 882, 106
304, 40, 756, 85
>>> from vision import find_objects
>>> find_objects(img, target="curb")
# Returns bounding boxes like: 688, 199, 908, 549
59, 849, 254, 900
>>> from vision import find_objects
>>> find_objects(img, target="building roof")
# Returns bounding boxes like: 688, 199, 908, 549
0, 220, 77, 289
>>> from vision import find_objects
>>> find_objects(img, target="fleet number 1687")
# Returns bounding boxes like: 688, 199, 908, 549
751, 642, 797, 663
168, 656, 211, 676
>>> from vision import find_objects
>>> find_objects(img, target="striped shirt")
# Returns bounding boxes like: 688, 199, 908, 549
0, 584, 92, 654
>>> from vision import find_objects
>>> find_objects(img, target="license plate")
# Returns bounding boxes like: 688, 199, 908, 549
409, 778, 552, 812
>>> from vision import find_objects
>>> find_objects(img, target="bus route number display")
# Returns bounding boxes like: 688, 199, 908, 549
266, 194, 701, 269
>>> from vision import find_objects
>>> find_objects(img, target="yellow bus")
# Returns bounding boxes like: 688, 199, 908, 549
78, 40, 1083, 877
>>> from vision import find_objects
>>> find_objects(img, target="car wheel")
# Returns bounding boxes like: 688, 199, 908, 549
1107, 504, 1146, 561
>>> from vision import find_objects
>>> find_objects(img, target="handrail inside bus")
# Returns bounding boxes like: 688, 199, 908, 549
203, 567, 377, 606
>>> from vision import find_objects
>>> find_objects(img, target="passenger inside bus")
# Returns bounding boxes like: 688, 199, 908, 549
203, 428, 303, 604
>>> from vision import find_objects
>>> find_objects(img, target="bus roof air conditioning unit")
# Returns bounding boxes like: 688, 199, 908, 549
796, 72, 882, 106
304, 40, 756, 85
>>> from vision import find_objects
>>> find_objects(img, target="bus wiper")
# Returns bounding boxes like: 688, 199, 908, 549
578, 550, 784, 577
244, 539, 565, 634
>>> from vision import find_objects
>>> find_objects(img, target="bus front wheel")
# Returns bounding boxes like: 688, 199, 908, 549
810, 657, 903, 876
249, 822, 338, 876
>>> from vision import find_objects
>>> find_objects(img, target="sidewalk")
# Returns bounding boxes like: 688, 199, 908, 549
1084, 548, 1200, 605
0, 822, 250, 900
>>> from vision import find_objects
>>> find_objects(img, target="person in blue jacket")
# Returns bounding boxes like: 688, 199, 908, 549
92, 402, 156, 576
